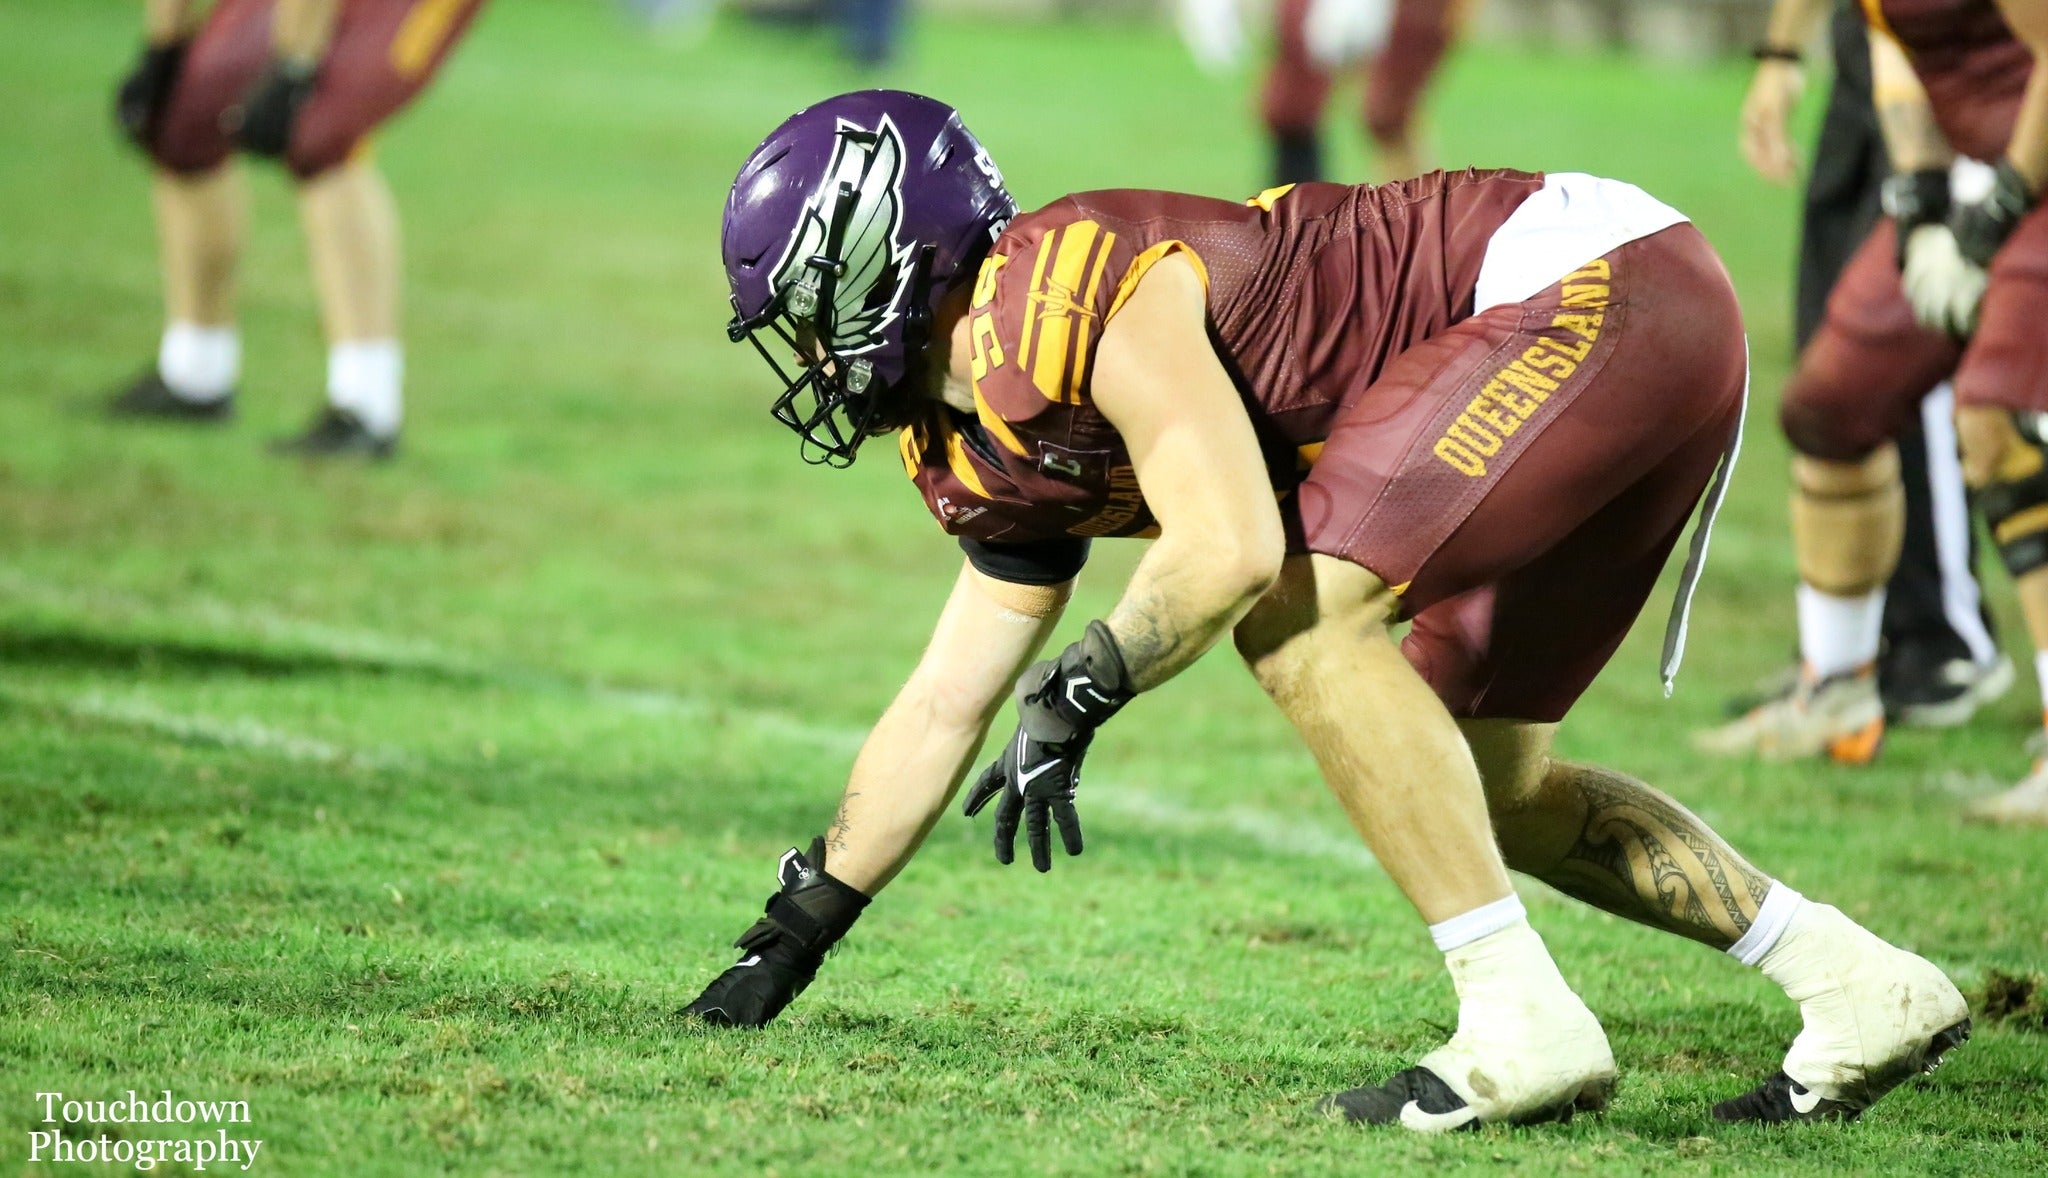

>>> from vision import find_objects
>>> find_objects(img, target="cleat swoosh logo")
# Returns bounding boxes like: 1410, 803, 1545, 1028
1788, 1085, 1824, 1115
1398, 1101, 1479, 1133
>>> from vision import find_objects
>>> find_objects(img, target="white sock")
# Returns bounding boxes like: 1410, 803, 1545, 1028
1727, 881, 1806, 966
327, 340, 403, 438
1797, 584, 1884, 678
1428, 894, 1528, 953
157, 322, 240, 402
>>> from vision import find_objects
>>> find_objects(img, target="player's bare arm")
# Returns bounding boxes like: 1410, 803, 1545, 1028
1090, 253, 1285, 691
1869, 30, 1953, 171
1992, 0, 2048, 190
685, 560, 1068, 1025
824, 561, 1071, 894
1740, 0, 1832, 182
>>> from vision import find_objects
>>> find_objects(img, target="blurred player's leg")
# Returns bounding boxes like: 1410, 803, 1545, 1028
1260, 0, 1331, 185
1698, 223, 1961, 761
1797, 5, 2005, 727
292, 159, 404, 452
113, 164, 249, 418
1933, 204, 2048, 821
1360, 0, 1458, 182
1468, 721, 1970, 1122
109, 0, 268, 420
1235, 556, 1615, 1131
268, 0, 486, 458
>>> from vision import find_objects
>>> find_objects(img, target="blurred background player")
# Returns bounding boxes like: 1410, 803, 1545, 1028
1702, 0, 2048, 826
1261, 0, 1472, 185
1732, 0, 2010, 729
108, 0, 488, 458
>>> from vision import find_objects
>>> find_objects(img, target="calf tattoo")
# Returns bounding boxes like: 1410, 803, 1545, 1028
1541, 764, 1770, 949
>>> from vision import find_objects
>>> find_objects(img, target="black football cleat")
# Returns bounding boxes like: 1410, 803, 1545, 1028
105, 370, 235, 422
1319, 1067, 1484, 1132
1713, 1019, 1971, 1124
270, 406, 396, 460
1880, 639, 2013, 729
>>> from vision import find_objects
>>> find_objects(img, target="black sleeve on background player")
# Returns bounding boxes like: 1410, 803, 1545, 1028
959, 536, 1090, 586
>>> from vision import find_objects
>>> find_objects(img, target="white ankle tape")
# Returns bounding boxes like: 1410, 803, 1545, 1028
1727, 882, 1805, 966
1429, 894, 1528, 954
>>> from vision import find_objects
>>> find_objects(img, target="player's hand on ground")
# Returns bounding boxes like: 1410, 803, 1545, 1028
1900, 223, 1987, 337
961, 620, 1134, 872
682, 838, 868, 1027
230, 58, 317, 157
1738, 59, 1804, 185
115, 42, 186, 149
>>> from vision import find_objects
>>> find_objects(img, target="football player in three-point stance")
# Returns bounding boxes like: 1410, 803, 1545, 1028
1700, 0, 2048, 826
684, 90, 1970, 1128
109, 0, 488, 457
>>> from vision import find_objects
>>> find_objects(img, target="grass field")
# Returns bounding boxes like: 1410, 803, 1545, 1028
3, 2, 2046, 1173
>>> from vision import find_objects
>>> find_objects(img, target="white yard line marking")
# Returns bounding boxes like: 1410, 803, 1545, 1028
0, 684, 414, 770
0, 568, 1376, 864
1094, 787, 1379, 869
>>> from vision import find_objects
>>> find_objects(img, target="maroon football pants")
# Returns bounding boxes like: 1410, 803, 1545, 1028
1295, 225, 1748, 722
151, 0, 486, 180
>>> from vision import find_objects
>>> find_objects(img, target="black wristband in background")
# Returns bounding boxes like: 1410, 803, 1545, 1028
1880, 168, 1952, 268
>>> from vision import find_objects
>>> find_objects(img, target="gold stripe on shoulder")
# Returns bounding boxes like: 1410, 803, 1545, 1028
1029, 220, 1103, 403
1246, 184, 1296, 212
1106, 240, 1208, 322
1068, 228, 1116, 401
1017, 229, 1055, 374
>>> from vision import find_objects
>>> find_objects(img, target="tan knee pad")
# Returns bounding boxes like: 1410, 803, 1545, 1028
1791, 446, 1904, 596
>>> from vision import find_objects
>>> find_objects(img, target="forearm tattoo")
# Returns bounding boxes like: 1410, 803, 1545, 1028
1105, 586, 1193, 693
825, 791, 859, 857
1539, 764, 1770, 950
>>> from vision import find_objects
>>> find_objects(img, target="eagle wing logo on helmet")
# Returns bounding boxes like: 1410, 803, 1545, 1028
770, 117, 915, 356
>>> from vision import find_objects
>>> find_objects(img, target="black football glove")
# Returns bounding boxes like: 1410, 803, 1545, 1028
1951, 158, 2038, 269
961, 620, 1134, 872
682, 838, 869, 1027
229, 58, 317, 158
1880, 167, 1951, 271
114, 41, 187, 150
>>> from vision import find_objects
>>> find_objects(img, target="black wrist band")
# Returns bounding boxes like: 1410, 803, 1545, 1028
1751, 45, 1803, 63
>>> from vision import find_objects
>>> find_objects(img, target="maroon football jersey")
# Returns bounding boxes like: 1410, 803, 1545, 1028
897, 169, 1544, 544
1862, 0, 2032, 161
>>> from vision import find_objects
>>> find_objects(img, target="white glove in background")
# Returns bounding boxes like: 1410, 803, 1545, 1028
1900, 223, 1987, 338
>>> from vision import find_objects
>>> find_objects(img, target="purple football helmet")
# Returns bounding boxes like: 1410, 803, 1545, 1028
724, 91, 1017, 466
